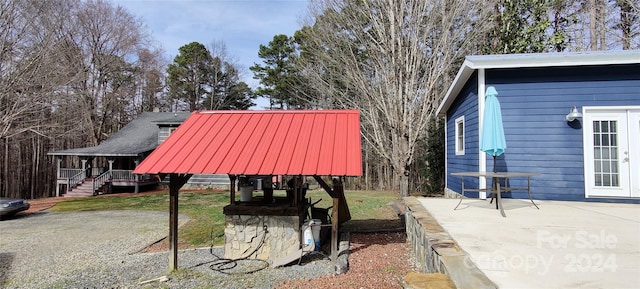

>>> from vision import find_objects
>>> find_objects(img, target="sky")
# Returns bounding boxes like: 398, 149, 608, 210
112, 0, 310, 109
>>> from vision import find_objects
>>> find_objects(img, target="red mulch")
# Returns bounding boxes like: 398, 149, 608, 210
277, 231, 414, 289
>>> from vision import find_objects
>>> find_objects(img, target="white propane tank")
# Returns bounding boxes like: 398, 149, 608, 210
302, 222, 313, 245
311, 219, 321, 250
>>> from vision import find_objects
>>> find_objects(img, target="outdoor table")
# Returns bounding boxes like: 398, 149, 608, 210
451, 172, 540, 217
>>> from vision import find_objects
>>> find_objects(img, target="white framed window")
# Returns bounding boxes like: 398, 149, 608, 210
455, 116, 465, 155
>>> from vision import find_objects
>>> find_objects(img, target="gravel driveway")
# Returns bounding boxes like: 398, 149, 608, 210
0, 211, 333, 288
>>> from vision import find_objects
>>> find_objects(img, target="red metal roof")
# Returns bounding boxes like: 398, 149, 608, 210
133, 110, 362, 176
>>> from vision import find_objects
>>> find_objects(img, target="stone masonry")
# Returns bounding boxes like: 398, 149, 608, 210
404, 197, 497, 289
224, 214, 301, 262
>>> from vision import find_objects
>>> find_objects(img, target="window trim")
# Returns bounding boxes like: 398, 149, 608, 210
455, 116, 465, 155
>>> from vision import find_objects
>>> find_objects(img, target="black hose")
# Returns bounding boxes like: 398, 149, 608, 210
201, 224, 270, 275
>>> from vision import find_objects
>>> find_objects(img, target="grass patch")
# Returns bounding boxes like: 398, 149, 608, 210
51, 191, 228, 246
50, 189, 401, 247
304, 189, 402, 232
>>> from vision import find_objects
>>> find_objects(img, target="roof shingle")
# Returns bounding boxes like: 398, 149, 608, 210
48, 112, 190, 157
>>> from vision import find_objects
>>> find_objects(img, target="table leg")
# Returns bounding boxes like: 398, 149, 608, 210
489, 177, 498, 205
496, 180, 506, 217
492, 177, 498, 209
454, 176, 464, 210
527, 176, 539, 209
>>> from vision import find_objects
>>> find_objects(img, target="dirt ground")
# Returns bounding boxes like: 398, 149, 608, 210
21, 197, 64, 213
20, 193, 416, 288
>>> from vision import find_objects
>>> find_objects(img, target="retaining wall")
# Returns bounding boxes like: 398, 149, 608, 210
404, 197, 497, 289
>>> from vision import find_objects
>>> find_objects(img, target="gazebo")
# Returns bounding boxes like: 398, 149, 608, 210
133, 110, 362, 270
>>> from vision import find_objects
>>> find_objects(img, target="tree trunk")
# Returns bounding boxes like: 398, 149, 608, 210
590, 0, 598, 50
364, 144, 369, 191
377, 161, 384, 191
598, 0, 606, 49
3, 138, 8, 196
618, 0, 634, 50
400, 173, 409, 198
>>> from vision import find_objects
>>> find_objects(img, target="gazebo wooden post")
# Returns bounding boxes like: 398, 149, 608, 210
292, 175, 303, 207
331, 196, 339, 263
168, 173, 191, 271
168, 175, 179, 271
312, 176, 351, 263
229, 174, 236, 204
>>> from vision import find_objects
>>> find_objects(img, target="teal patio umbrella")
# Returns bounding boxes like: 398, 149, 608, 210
480, 86, 506, 172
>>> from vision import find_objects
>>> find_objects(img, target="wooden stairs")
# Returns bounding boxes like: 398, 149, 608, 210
64, 178, 102, 197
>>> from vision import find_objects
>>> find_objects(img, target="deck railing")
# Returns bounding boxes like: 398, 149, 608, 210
111, 170, 136, 181
92, 170, 112, 193
67, 170, 86, 191
59, 168, 84, 179
59, 167, 158, 195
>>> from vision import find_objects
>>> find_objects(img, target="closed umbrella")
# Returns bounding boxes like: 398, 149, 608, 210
480, 86, 506, 172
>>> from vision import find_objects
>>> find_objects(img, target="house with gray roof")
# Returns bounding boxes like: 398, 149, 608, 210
49, 112, 191, 196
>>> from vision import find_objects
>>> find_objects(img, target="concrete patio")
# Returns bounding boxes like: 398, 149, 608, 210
406, 197, 640, 289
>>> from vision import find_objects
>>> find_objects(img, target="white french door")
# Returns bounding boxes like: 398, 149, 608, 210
583, 107, 640, 198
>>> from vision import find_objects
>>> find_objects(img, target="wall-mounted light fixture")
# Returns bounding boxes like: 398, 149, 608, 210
565, 106, 583, 122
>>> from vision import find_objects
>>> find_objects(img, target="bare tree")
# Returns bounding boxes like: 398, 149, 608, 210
207, 39, 247, 110
0, 0, 76, 198
208, 39, 244, 71
133, 48, 169, 113
570, 0, 639, 50
0, 0, 164, 199
300, 0, 491, 197
0, 0, 68, 139
616, 0, 639, 49
62, 0, 147, 144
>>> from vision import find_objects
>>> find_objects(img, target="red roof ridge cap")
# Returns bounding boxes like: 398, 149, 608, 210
195, 110, 359, 115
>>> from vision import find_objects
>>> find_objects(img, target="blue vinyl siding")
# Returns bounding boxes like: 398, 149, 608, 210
446, 64, 640, 203
489, 64, 640, 201
446, 78, 480, 197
